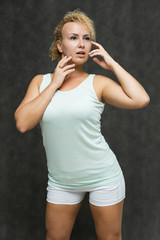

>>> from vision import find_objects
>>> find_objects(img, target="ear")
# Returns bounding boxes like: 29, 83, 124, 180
56, 40, 63, 53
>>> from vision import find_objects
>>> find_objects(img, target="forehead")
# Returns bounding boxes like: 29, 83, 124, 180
62, 22, 90, 36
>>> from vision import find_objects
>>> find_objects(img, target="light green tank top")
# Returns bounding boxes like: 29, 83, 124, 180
39, 73, 122, 189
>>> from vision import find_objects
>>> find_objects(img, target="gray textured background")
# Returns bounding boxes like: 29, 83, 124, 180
0, 0, 160, 239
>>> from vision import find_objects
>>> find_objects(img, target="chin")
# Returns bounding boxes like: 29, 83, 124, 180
72, 56, 89, 65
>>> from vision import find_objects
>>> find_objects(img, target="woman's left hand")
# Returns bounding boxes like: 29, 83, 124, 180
88, 41, 116, 71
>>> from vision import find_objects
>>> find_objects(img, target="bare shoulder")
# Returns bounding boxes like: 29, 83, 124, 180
93, 75, 113, 103
94, 74, 113, 86
15, 74, 43, 113
23, 74, 43, 100
31, 74, 43, 89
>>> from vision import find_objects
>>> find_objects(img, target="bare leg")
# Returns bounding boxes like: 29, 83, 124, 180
45, 201, 83, 240
89, 200, 124, 240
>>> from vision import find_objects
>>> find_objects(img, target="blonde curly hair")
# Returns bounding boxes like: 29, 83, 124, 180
49, 9, 96, 61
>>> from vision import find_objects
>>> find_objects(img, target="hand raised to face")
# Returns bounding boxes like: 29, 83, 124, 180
51, 56, 75, 89
88, 41, 116, 71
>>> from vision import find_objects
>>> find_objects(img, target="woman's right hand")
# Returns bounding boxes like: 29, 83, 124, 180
14, 56, 75, 133
51, 56, 75, 89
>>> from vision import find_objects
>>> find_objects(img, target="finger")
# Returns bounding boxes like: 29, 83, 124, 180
89, 49, 102, 55
65, 68, 75, 75
91, 41, 104, 50
93, 57, 102, 65
63, 63, 75, 71
58, 56, 72, 67
59, 56, 72, 64
89, 51, 105, 58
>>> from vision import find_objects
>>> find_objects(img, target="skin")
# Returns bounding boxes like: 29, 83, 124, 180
57, 22, 92, 65
55, 22, 92, 89
14, 21, 150, 240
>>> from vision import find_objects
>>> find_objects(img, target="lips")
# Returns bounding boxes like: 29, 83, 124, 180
76, 51, 85, 55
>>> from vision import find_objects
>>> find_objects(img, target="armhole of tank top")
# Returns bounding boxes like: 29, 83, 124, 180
90, 74, 105, 105
39, 73, 51, 93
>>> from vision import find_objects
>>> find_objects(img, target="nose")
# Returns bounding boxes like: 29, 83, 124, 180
78, 38, 85, 48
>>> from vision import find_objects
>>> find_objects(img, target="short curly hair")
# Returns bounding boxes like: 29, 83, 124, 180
49, 9, 96, 61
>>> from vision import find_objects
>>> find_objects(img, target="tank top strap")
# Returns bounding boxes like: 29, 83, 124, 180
85, 74, 95, 84
83, 74, 105, 105
81, 73, 96, 91
86, 73, 96, 87
39, 73, 51, 93
39, 73, 97, 96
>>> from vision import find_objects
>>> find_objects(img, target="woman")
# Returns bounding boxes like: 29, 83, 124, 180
14, 10, 150, 240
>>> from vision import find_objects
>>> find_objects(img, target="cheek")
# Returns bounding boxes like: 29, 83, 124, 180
62, 46, 74, 57
62, 41, 76, 52
87, 42, 92, 52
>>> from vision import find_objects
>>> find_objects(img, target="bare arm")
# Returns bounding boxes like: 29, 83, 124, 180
107, 62, 150, 108
14, 75, 58, 132
89, 41, 150, 109
14, 56, 75, 133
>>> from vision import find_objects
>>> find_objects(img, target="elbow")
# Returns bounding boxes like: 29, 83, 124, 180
14, 112, 27, 133
17, 125, 27, 133
15, 120, 27, 133
141, 95, 150, 108
136, 95, 150, 109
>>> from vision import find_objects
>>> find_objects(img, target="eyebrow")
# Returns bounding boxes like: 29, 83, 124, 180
68, 33, 90, 37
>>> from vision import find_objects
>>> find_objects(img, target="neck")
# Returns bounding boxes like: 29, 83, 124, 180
65, 64, 86, 80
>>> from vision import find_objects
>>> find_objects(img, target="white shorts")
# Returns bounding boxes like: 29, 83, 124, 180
46, 175, 126, 207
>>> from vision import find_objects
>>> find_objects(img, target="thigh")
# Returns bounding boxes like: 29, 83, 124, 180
88, 176, 125, 239
45, 185, 86, 240
46, 201, 83, 240
89, 200, 124, 240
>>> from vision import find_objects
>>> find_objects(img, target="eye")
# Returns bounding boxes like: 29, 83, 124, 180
71, 36, 77, 40
85, 37, 90, 40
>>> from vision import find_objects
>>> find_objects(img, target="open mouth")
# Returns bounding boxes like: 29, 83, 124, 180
76, 51, 85, 55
